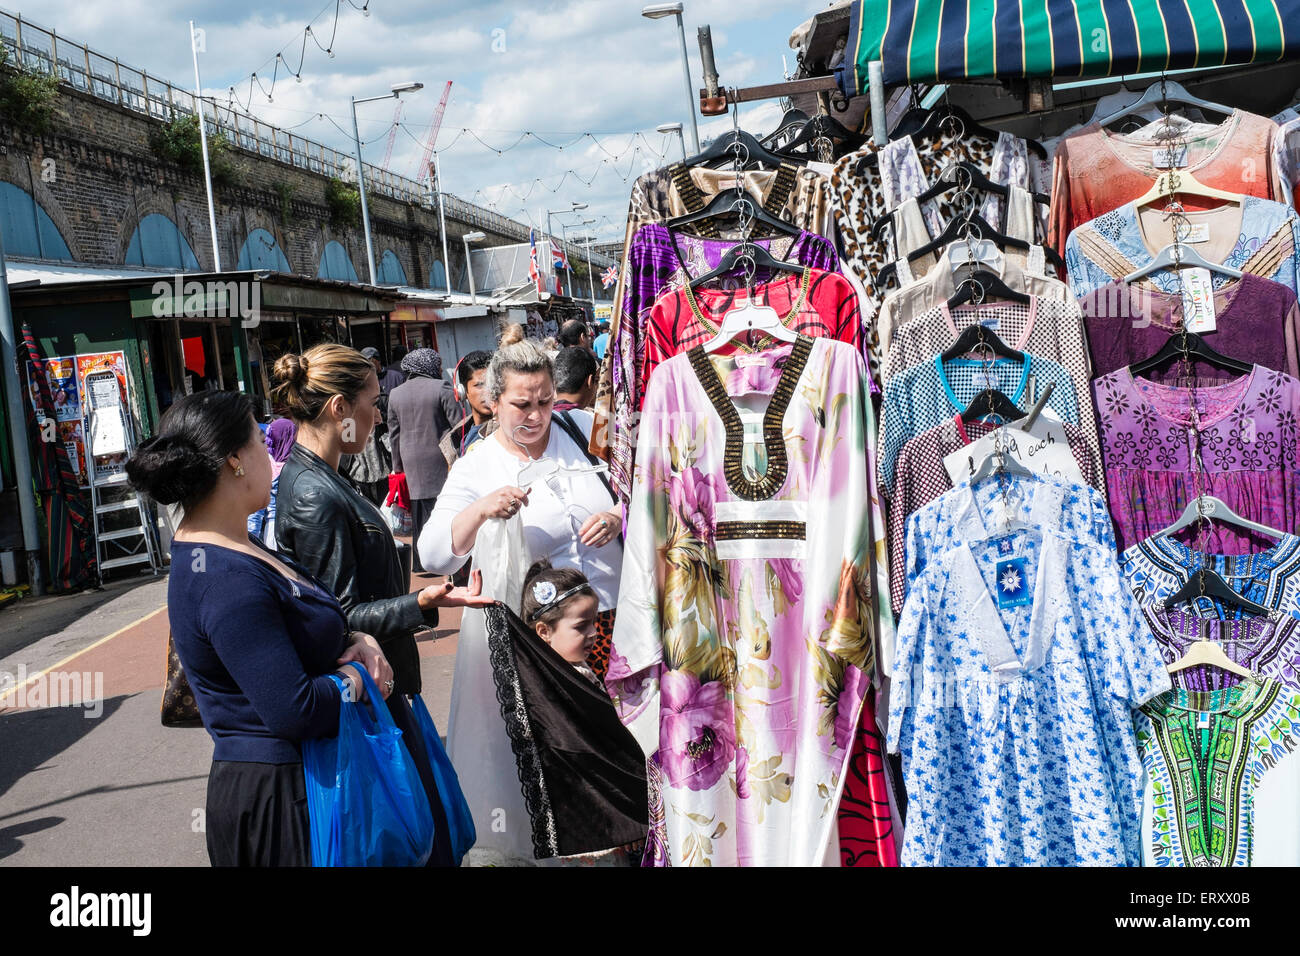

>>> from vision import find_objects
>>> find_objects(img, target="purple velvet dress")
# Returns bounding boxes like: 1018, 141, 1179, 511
1093, 366, 1300, 553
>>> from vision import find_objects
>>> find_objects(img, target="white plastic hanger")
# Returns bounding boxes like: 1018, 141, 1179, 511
701, 298, 797, 353
1093, 78, 1233, 128
1132, 168, 1243, 210
1124, 240, 1244, 282
1154, 495, 1284, 542
511, 423, 609, 487
1166, 638, 1253, 679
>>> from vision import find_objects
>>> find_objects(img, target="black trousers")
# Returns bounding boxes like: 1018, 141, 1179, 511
206, 760, 311, 867
410, 496, 437, 573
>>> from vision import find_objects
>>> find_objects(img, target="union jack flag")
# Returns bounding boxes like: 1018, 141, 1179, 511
601, 266, 618, 289
552, 246, 569, 271
528, 229, 542, 293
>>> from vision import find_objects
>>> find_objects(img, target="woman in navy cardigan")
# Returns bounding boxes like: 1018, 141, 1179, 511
127, 391, 395, 866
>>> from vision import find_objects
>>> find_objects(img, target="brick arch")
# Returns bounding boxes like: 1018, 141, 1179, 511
18, 162, 83, 262
312, 226, 363, 281
237, 206, 296, 272
117, 190, 207, 270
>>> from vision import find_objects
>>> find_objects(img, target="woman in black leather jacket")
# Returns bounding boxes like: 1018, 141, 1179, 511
272, 343, 490, 866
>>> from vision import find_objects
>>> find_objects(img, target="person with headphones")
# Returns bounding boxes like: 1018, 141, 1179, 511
448, 350, 494, 457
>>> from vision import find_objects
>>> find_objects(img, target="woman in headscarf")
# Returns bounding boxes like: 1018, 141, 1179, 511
247, 417, 297, 548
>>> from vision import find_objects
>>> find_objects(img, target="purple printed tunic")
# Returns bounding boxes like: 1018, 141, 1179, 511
1141, 605, 1300, 693
1093, 366, 1300, 553
606, 223, 837, 505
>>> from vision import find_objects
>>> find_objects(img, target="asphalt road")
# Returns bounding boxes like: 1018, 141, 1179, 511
0, 556, 463, 867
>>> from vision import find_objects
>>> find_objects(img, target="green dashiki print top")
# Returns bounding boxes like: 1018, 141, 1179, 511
1136, 678, 1300, 867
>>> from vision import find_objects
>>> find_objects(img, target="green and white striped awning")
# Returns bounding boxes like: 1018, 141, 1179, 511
844, 0, 1300, 92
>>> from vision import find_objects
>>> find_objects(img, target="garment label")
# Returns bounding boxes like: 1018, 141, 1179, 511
977, 315, 1000, 330
996, 556, 1033, 609
1182, 267, 1217, 333
1181, 222, 1210, 244
971, 368, 1002, 391
734, 353, 769, 368
1153, 145, 1188, 168
943, 418, 1086, 486
1197, 712, 1212, 730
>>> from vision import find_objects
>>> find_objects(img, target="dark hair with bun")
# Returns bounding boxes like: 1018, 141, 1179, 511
520, 558, 594, 627
271, 343, 374, 423
125, 391, 256, 510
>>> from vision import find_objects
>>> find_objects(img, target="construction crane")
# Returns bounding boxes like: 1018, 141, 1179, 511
381, 100, 403, 169
413, 80, 453, 186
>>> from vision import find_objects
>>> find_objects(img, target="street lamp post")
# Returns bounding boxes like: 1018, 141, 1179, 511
546, 202, 587, 250
656, 121, 687, 162
642, 3, 700, 154
462, 231, 486, 304
581, 218, 597, 308
351, 81, 423, 284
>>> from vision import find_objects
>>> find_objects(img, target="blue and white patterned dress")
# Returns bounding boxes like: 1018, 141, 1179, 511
902, 475, 1116, 608
890, 526, 1171, 866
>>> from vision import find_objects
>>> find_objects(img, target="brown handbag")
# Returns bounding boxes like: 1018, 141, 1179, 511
161, 631, 202, 727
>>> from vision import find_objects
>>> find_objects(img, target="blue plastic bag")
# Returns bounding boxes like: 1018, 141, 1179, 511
303, 663, 435, 867
409, 693, 477, 864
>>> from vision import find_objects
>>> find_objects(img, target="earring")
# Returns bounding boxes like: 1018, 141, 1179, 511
234, 465, 245, 477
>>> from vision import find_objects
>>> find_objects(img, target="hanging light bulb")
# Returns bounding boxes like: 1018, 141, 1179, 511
296, 73, 303, 83
328, 49, 335, 58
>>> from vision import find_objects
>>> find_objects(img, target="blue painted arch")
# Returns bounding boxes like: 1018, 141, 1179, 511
428, 259, 447, 291
318, 240, 359, 281
0, 182, 73, 260
237, 228, 292, 272
126, 213, 201, 270
377, 249, 407, 285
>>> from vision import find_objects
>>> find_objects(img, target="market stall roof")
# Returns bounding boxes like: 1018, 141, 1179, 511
843, 0, 1300, 92
5, 261, 406, 314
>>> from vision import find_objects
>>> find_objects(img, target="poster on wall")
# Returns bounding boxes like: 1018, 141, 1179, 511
26, 350, 132, 488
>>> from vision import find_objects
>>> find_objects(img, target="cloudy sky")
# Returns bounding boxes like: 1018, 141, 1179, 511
20, 0, 831, 244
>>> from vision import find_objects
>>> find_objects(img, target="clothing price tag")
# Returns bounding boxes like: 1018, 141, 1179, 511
1153, 145, 1188, 168
1182, 267, 1217, 333
995, 556, 1033, 609
943, 418, 1085, 487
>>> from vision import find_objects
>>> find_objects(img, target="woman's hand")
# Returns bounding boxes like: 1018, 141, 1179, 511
476, 485, 531, 521
418, 569, 495, 610
578, 509, 622, 549
333, 667, 369, 703
336, 631, 393, 699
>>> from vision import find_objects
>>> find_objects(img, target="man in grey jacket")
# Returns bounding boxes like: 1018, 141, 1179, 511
387, 348, 464, 573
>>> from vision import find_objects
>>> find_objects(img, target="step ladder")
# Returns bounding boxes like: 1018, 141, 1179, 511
83, 369, 161, 579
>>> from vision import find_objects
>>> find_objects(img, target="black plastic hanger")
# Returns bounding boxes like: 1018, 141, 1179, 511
681, 129, 797, 171
665, 189, 801, 237
1163, 568, 1271, 616
760, 107, 810, 147
869, 162, 1050, 239
688, 242, 804, 289
1129, 330, 1252, 378
904, 103, 1048, 160
946, 270, 1032, 308
774, 113, 866, 159
941, 323, 1024, 363
877, 212, 1063, 288
960, 389, 1026, 424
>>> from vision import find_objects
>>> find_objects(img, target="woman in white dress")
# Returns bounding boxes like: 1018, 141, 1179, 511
417, 339, 623, 864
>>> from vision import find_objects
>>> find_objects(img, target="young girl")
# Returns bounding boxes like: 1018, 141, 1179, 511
495, 559, 646, 865
521, 561, 603, 687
